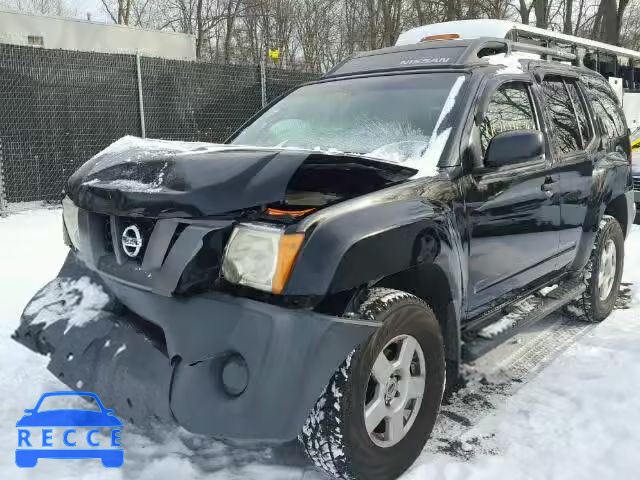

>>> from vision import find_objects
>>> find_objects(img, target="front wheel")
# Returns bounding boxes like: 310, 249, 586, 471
299, 288, 445, 480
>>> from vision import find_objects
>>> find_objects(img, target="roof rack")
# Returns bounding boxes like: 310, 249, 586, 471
323, 37, 582, 79
508, 41, 580, 65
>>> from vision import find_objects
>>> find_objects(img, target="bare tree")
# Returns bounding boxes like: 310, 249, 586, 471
101, 0, 134, 24
0, 0, 75, 16
83, 0, 640, 70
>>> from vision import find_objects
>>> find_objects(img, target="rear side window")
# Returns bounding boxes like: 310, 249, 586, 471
565, 81, 592, 147
582, 76, 626, 138
541, 78, 582, 155
480, 82, 536, 153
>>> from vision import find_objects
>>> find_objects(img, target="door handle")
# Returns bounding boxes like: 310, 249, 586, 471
541, 178, 558, 198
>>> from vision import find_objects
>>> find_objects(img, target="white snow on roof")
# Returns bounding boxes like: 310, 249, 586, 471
484, 53, 525, 74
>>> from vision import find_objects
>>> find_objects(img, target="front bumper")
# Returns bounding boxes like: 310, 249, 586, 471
13, 253, 377, 442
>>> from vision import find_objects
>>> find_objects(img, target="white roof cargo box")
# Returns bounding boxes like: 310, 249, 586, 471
396, 19, 640, 61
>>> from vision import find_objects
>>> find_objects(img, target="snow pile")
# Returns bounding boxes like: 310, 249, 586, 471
23, 276, 110, 334
485, 53, 528, 74
538, 284, 559, 297
1, 207, 640, 480
478, 297, 539, 339
95, 135, 221, 158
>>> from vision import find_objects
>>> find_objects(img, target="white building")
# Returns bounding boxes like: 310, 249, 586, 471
0, 8, 196, 60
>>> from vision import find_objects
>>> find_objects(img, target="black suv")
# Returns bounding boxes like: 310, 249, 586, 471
15, 38, 636, 480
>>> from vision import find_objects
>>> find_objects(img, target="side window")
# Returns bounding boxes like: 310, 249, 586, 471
541, 77, 581, 155
566, 81, 592, 147
480, 82, 536, 153
593, 95, 620, 138
582, 76, 626, 139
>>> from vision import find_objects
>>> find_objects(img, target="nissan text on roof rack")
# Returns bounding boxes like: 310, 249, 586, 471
13, 19, 636, 480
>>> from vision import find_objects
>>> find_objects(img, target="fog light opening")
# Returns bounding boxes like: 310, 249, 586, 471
221, 354, 249, 397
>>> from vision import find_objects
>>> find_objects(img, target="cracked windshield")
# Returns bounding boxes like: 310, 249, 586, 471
232, 73, 466, 174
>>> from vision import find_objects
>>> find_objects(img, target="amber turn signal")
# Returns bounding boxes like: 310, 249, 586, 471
266, 207, 316, 217
272, 233, 305, 294
420, 33, 460, 42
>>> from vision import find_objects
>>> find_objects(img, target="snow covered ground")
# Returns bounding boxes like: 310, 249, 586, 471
1, 204, 639, 480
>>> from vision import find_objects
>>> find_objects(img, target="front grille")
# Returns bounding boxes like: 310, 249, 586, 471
89, 212, 233, 295
633, 176, 640, 191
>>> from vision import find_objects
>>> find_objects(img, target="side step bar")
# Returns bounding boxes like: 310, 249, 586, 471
462, 280, 586, 362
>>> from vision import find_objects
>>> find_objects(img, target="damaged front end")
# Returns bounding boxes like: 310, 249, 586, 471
13, 138, 398, 441
13, 258, 173, 428
14, 253, 375, 440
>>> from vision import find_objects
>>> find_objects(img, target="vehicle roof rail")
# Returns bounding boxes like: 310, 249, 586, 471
508, 40, 581, 65
458, 38, 509, 63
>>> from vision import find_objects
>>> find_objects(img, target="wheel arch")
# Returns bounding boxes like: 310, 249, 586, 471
605, 193, 630, 238
569, 160, 633, 271
374, 262, 461, 381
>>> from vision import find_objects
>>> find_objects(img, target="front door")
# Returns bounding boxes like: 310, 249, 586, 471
465, 80, 561, 316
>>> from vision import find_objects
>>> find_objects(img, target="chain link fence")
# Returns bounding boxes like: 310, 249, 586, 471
0, 44, 318, 211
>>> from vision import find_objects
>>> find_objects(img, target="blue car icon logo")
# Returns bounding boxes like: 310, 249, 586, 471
16, 391, 123, 468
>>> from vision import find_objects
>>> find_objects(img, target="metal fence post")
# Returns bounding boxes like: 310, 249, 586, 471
260, 60, 267, 108
136, 52, 147, 138
0, 139, 7, 216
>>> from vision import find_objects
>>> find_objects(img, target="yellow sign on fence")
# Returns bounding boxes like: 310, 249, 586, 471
268, 49, 280, 61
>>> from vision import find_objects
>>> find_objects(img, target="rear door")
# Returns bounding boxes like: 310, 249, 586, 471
466, 79, 561, 315
535, 74, 595, 269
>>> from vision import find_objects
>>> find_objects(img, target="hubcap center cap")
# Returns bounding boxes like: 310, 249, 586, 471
384, 377, 400, 405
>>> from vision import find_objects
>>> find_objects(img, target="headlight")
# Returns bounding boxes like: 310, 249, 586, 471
62, 196, 80, 250
222, 223, 304, 294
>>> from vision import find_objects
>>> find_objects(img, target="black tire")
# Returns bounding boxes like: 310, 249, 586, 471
579, 215, 625, 322
299, 288, 445, 480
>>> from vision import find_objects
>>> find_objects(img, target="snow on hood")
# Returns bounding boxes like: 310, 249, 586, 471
86, 91, 471, 197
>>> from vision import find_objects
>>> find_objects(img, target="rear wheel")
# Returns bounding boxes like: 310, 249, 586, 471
579, 215, 625, 322
299, 288, 445, 480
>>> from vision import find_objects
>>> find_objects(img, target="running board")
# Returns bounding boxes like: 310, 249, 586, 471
462, 280, 586, 362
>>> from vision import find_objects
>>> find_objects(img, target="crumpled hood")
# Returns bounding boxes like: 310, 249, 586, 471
66, 137, 417, 218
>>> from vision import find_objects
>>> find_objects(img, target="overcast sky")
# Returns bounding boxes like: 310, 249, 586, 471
71, 0, 110, 22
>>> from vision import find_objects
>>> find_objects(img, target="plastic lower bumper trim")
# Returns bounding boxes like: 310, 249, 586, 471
13, 253, 378, 442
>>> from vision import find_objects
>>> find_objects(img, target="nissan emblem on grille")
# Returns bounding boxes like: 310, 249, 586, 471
121, 225, 143, 258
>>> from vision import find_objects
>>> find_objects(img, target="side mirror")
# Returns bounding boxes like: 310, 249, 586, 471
485, 130, 544, 168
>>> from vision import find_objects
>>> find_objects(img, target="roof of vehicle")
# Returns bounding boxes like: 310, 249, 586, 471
324, 37, 592, 79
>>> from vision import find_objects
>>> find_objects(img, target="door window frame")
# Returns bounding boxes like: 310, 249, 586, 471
535, 70, 596, 165
472, 75, 547, 174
